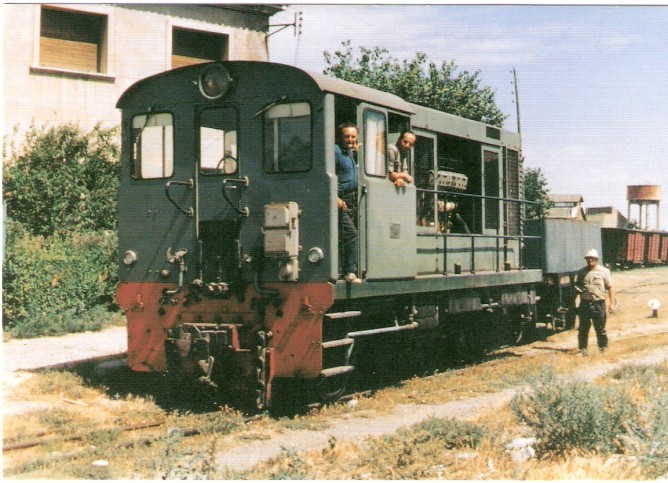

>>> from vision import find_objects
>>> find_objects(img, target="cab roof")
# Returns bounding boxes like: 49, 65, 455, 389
117, 61, 414, 114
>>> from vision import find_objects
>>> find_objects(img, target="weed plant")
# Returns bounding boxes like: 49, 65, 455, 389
268, 447, 308, 480
607, 364, 668, 478
153, 428, 217, 480
229, 416, 488, 480
165, 406, 246, 437
363, 417, 486, 479
511, 366, 635, 456
642, 391, 668, 478
511, 362, 668, 477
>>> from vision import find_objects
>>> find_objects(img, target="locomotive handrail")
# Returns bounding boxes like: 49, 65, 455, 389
416, 186, 542, 274
164, 179, 194, 217
417, 186, 541, 206
221, 176, 250, 217
443, 233, 540, 240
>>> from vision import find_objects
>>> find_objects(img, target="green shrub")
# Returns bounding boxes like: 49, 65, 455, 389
2, 219, 118, 338
511, 366, 636, 456
642, 390, 668, 478
608, 363, 668, 399
3, 122, 119, 237
405, 416, 487, 449
359, 417, 486, 479
267, 447, 307, 480
155, 429, 218, 480
608, 365, 668, 478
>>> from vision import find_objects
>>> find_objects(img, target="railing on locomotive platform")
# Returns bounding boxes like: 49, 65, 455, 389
416, 186, 543, 275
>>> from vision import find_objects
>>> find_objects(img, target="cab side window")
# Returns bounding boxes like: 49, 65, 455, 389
363, 109, 387, 177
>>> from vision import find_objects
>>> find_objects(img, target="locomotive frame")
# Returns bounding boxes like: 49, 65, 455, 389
116, 61, 543, 409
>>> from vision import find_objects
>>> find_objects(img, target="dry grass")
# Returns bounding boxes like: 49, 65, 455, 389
231, 361, 668, 480
3, 266, 668, 479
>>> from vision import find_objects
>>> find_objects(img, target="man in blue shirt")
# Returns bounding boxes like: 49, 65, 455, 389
335, 123, 362, 284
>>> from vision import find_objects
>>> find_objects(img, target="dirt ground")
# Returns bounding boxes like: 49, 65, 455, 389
3, 265, 668, 476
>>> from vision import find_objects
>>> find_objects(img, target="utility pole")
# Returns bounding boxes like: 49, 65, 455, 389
266, 11, 303, 39
512, 67, 522, 150
264, 11, 303, 59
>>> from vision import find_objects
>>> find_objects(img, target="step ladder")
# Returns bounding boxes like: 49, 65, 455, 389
320, 311, 361, 378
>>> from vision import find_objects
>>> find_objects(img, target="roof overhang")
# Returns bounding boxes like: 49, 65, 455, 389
211, 4, 284, 16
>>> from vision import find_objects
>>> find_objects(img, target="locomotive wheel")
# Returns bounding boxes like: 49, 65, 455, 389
411, 334, 445, 377
510, 316, 535, 346
315, 374, 349, 403
267, 379, 311, 415
554, 312, 567, 332
509, 323, 526, 345
449, 324, 486, 364
162, 369, 224, 411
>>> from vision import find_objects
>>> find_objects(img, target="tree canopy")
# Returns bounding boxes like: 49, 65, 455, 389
523, 167, 552, 220
323, 40, 507, 127
3, 123, 120, 237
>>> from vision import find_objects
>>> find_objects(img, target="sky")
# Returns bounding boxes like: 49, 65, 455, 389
267, 4, 668, 230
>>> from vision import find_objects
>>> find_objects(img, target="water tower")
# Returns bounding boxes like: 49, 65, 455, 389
627, 185, 661, 230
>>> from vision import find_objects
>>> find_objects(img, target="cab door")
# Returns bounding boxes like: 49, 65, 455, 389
119, 109, 198, 286
195, 105, 245, 285
356, 105, 416, 280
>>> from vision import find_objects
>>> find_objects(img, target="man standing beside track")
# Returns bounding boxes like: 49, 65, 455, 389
575, 248, 615, 356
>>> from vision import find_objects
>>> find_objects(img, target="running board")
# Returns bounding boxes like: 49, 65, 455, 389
321, 365, 355, 378
325, 311, 362, 320
321, 338, 354, 350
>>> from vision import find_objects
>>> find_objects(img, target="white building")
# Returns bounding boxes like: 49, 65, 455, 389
3, 4, 281, 151
586, 206, 628, 228
546, 194, 587, 221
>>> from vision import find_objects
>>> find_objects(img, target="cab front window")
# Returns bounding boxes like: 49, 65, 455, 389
263, 102, 312, 173
132, 112, 174, 179
200, 107, 238, 175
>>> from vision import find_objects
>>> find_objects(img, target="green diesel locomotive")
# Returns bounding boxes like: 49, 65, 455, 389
116, 61, 543, 409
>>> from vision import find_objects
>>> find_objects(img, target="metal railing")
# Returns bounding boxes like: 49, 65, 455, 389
416, 187, 542, 275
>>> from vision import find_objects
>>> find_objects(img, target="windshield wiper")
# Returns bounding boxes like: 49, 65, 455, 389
134, 106, 155, 146
252, 96, 287, 119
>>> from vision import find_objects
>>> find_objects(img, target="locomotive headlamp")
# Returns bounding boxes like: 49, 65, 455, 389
307, 247, 324, 263
199, 64, 232, 100
123, 250, 138, 266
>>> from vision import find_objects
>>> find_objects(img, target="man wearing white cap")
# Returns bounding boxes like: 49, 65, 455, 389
574, 248, 614, 356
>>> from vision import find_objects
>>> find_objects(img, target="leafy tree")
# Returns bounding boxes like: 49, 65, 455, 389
3, 123, 120, 237
323, 40, 506, 127
524, 167, 552, 220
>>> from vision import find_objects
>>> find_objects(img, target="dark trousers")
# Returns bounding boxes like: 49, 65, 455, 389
578, 300, 608, 350
339, 192, 358, 274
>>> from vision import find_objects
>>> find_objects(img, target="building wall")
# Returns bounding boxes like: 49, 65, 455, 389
3, 4, 272, 151
586, 210, 627, 228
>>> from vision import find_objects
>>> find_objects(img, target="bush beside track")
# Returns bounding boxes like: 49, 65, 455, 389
3, 123, 120, 338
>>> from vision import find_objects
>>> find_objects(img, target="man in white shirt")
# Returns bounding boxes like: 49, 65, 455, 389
575, 248, 614, 356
